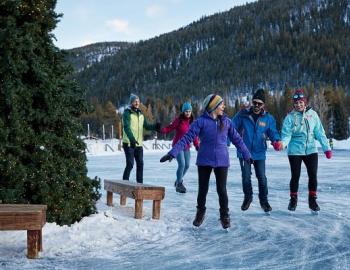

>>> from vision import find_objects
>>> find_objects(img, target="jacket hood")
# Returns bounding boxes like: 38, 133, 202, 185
202, 110, 229, 120
126, 105, 141, 113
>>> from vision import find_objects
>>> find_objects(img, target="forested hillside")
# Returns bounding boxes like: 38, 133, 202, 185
65, 0, 350, 140
70, 0, 350, 106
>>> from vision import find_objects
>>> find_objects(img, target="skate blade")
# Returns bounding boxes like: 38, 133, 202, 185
192, 225, 201, 231
264, 211, 271, 216
222, 227, 230, 232
310, 210, 319, 215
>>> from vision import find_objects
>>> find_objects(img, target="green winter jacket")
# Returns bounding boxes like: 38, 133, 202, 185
122, 106, 157, 146
281, 107, 330, 155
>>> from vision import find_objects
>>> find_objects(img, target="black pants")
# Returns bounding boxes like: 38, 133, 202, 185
197, 166, 229, 215
122, 143, 144, 183
288, 153, 318, 193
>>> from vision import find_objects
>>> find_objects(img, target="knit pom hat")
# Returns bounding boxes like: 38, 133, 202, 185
181, 102, 192, 112
129, 93, 139, 104
252, 89, 265, 103
292, 89, 307, 103
203, 94, 223, 113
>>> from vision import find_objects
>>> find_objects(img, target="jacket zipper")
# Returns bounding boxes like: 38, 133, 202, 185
215, 119, 218, 167
248, 114, 257, 153
305, 117, 310, 155
137, 111, 140, 143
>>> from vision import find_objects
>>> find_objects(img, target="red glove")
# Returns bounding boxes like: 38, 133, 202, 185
325, 150, 332, 159
272, 141, 283, 151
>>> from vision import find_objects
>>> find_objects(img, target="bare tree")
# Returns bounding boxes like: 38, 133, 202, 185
310, 88, 329, 129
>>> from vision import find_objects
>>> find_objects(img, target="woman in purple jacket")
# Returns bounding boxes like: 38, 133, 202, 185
160, 94, 251, 229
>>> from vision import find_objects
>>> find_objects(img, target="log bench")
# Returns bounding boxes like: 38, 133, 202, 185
0, 204, 47, 259
104, 179, 165, 219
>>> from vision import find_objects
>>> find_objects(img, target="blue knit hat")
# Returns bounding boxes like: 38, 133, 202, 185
129, 93, 139, 104
181, 102, 192, 113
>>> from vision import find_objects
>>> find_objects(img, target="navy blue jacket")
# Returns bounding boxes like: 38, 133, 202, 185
232, 108, 280, 160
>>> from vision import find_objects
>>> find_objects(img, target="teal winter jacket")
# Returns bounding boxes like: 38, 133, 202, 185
281, 107, 330, 155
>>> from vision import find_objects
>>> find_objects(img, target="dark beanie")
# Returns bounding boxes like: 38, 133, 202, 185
129, 93, 139, 104
252, 89, 265, 103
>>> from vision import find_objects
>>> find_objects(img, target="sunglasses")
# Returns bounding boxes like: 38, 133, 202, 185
293, 93, 304, 99
253, 101, 264, 107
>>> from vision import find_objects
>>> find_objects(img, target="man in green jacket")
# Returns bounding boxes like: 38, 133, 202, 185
122, 93, 161, 183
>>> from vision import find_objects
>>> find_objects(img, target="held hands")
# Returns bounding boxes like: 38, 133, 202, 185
272, 141, 283, 151
160, 153, 174, 163
155, 122, 161, 133
325, 150, 332, 159
130, 140, 139, 148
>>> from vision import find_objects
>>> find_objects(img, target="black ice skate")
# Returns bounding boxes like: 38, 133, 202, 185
241, 197, 252, 211
220, 214, 231, 230
309, 195, 320, 213
260, 201, 272, 214
175, 181, 186, 193
288, 195, 298, 211
193, 209, 205, 227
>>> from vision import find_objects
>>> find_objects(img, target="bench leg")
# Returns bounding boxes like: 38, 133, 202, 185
27, 230, 40, 259
152, 200, 161, 219
120, 195, 126, 206
135, 199, 143, 219
39, 229, 43, 251
107, 191, 113, 206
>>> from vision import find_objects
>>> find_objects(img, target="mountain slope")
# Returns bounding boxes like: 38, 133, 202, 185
70, 0, 350, 106
65, 41, 132, 72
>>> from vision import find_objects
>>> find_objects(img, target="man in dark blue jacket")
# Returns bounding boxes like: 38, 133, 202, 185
232, 89, 281, 213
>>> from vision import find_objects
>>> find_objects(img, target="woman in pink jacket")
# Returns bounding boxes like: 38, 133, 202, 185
161, 102, 199, 193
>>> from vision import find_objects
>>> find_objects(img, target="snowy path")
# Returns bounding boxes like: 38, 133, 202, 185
1, 149, 350, 269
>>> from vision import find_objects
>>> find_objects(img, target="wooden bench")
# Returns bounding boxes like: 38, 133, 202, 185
104, 179, 165, 219
0, 204, 47, 259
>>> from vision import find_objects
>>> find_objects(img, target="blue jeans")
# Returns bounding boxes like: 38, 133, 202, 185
239, 158, 268, 203
175, 150, 191, 183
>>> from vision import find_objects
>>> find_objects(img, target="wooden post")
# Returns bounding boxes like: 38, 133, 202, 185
120, 195, 126, 205
107, 191, 113, 206
118, 122, 122, 151
152, 200, 161, 219
27, 230, 40, 259
135, 199, 143, 219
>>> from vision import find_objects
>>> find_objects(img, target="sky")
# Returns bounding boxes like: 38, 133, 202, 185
53, 0, 257, 49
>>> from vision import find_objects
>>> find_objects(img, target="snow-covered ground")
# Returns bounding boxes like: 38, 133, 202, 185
1, 140, 350, 269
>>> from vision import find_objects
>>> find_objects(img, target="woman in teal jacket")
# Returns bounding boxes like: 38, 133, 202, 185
279, 89, 332, 213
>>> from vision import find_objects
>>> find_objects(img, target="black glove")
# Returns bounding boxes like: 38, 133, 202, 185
130, 140, 139, 148
160, 153, 174, 163
249, 158, 254, 165
155, 122, 161, 133
195, 146, 199, 152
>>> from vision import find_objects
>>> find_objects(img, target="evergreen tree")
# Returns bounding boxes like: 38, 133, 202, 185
0, 0, 101, 225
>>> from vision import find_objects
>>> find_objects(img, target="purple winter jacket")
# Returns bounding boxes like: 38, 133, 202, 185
169, 112, 251, 167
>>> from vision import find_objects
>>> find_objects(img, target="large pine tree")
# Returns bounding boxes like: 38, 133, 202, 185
0, 0, 101, 225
